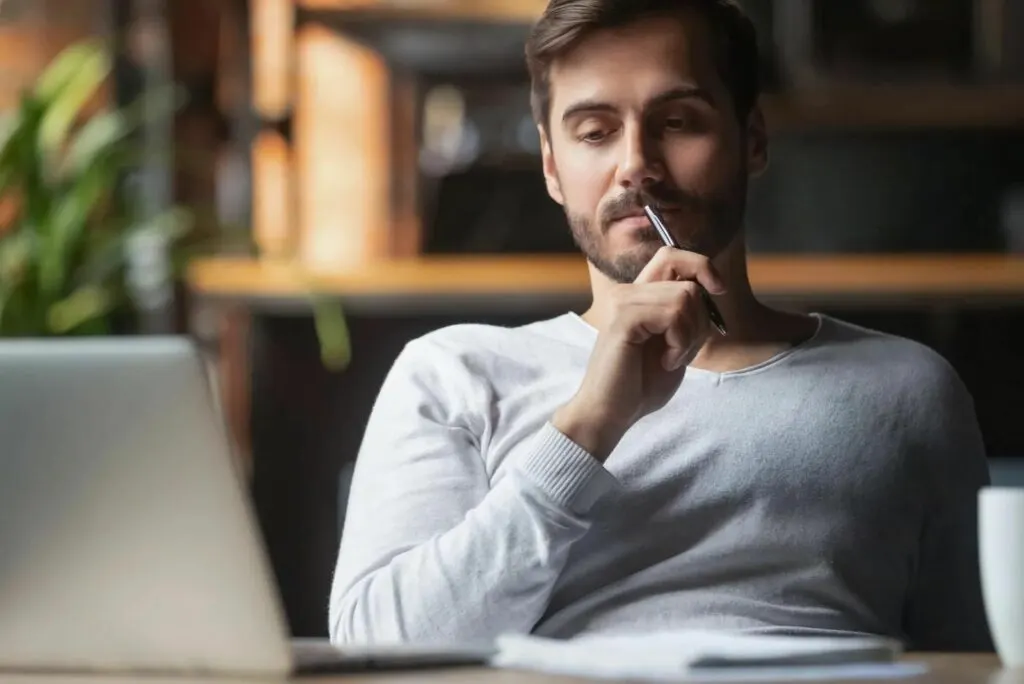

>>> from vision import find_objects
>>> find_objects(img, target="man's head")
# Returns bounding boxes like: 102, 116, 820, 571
525, 0, 768, 283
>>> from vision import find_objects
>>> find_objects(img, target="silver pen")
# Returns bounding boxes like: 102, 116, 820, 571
642, 204, 728, 336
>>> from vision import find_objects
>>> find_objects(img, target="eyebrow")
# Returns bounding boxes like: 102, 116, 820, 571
561, 86, 715, 125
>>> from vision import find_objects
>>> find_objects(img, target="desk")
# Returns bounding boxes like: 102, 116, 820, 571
0, 655, 1015, 683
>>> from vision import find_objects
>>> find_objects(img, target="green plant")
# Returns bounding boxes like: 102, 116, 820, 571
0, 40, 350, 369
0, 39, 185, 335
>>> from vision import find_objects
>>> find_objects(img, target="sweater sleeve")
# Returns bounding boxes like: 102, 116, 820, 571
902, 365, 994, 652
328, 339, 618, 645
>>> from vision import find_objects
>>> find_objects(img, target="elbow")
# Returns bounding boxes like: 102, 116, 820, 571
329, 573, 412, 646
329, 599, 376, 646
330, 570, 496, 646
329, 587, 386, 646
328, 571, 369, 645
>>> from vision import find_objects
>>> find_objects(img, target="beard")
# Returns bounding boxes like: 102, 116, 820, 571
565, 173, 747, 284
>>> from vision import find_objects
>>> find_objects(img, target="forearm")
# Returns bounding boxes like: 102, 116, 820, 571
329, 424, 616, 645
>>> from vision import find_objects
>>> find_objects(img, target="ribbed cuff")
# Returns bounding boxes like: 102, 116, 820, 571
512, 422, 618, 515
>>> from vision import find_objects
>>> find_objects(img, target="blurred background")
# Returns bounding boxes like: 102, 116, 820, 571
3, 0, 1024, 638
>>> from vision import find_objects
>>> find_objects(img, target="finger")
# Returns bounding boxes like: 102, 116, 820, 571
659, 282, 707, 371
611, 287, 689, 343
671, 291, 711, 370
635, 246, 727, 294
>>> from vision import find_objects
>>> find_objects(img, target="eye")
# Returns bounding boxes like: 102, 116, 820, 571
664, 116, 687, 131
578, 129, 609, 144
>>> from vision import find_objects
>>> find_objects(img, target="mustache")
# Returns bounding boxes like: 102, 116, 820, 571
600, 185, 717, 229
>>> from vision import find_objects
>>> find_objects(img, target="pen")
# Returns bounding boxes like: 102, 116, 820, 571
642, 204, 728, 336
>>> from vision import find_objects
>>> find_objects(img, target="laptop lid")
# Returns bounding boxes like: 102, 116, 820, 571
0, 337, 293, 676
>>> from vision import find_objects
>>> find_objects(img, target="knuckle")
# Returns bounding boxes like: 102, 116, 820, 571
655, 245, 674, 262
677, 280, 701, 301
666, 249, 710, 279
642, 247, 669, 276
670, 284, 698, 316
691, 255, 712, 275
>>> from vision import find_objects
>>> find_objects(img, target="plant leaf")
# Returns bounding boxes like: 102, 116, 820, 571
10, 95, 50, 233
35, 40, 104, 102
62, 83, 186, 179
37, 153, 118, 298
61, 110, 129, 177
0, 232, 40, 335
311, 293, 351, 371
36, 40, 112, 158
46, 283, 114, 334
0, 230, 33, 286
0, 112, 21, 163
0, 103, 33, 196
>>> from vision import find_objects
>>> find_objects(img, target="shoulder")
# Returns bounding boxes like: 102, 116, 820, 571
815, 316, 986, 491
385, 313, 584, 398
407, 314, 578, 358
374, 314, 585, 435
400, 314, 582, 370
816, 315, 968, 400
813, 316, 980, 456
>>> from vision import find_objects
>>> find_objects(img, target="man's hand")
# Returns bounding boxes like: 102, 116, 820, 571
552, 247, 727, 462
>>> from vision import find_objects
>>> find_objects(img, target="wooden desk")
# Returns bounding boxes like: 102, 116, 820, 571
0, 654, 1015, 682
307, 654, 1014, 683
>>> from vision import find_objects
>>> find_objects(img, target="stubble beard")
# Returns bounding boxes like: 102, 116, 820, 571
564, 174, 748, 284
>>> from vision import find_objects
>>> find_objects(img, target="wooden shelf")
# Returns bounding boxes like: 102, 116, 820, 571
293, 4, 1024, 130
762, 86, 1024, 131
188, 254, 588, 299
296, 0, 544, 22
187, 253, 1024, 309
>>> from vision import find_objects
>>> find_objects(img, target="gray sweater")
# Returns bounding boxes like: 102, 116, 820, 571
329, 313, 992, 651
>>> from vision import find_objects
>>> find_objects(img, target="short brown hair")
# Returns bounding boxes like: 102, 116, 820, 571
525, 0, 760, 128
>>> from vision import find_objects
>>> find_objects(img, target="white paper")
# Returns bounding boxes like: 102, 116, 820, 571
491, 630, 904, 682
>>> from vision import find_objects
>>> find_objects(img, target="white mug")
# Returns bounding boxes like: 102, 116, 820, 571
979, 487, 1024, 667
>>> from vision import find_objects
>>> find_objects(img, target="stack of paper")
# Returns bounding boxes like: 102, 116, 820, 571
491, 630, 915, 681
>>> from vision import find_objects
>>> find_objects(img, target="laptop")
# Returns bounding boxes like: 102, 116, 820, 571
0, 337, 493, 676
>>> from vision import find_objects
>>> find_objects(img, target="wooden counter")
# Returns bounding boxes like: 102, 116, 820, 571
187, 253, 1024, 311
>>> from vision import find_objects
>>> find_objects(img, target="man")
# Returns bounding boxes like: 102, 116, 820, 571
329, 0, 993, 651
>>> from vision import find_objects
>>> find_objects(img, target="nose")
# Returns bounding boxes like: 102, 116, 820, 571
615, 122, 665, 190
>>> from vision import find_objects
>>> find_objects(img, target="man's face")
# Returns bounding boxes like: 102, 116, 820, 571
540, 12, 766, 283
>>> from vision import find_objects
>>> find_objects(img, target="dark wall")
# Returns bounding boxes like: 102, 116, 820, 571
746, 131, 1024, 253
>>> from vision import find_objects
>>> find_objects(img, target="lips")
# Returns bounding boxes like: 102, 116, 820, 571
609, 206, 680, 226
610, 209, 647, 222
610, 215, 651, 230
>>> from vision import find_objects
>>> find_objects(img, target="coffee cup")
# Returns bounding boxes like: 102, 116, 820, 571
979, 487, 1024, 667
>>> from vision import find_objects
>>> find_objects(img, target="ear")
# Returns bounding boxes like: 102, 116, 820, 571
539, 126, 565, 205
745, 105, 769, 178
